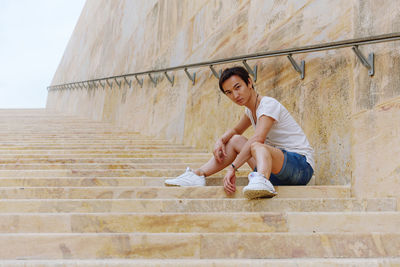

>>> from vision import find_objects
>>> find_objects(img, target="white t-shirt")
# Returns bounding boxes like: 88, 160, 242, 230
245, 96, 315, 169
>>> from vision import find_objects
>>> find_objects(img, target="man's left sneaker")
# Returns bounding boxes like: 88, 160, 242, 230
164, 167, 206, 187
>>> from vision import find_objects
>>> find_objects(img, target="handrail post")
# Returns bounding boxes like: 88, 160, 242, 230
99, 80, 105, 90
135, 75, 143, 88
209, 65, 221, 79
352, 45, 374, 76
184, 68, 196, 85
242, 60, 257, 82
114, 78, 121, 89
124, 77, 132, 88
164, 72, 174, 86
106, 79, 113, 89
148, 73, 157, 86
287, 54, 305, 79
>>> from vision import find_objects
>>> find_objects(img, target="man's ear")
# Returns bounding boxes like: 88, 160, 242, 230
248, 77, 253, 88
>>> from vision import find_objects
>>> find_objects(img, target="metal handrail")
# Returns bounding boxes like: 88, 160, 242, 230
48, 32, 400, 91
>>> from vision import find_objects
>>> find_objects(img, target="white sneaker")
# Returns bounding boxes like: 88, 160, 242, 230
164, 167, 206, 187
243, 172, 277, 199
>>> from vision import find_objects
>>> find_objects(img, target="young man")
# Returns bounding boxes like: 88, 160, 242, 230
165, 66, 314, 199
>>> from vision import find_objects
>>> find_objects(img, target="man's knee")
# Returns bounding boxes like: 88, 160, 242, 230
227, 134, 245, 145
227, 134, 247, 153
250, 141, 264, 153
251, 142, 274, 158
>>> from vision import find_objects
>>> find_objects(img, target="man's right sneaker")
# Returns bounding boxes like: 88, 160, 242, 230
164, 167, 206, 187
243, 172, 277, 199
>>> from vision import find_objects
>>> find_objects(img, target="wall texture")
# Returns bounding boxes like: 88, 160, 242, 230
47, 0, 400, 197
350, 0, 400, 198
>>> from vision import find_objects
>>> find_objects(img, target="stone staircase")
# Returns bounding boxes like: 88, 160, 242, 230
0, 109, 399, 266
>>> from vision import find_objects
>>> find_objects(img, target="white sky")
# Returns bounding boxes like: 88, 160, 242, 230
0, 0, 85, 109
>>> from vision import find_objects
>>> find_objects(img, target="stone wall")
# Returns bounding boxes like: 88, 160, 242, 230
47, 0, 400, 196
351, 0, 400, 197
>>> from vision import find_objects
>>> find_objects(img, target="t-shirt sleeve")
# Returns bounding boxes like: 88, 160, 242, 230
257, 97, 281, 122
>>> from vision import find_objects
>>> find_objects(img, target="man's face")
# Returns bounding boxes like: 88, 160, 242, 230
222, 75, 252, 106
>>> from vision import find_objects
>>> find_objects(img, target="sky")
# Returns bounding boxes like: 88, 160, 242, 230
0, 0, 86, 109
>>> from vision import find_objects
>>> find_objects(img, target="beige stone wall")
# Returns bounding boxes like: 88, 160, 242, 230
350, 0, 400, 197
47, 0, 400, 195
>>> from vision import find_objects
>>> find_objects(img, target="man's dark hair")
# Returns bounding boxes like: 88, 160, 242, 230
218, 66, 250, 93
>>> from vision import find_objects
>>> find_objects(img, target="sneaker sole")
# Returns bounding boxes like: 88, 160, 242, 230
164, 182, 205, 187
164, 183, 180, 187
243, 189, 277, 199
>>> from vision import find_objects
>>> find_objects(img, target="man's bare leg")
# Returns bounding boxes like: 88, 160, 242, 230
250, 142, 284, 179
193, 135, 256, 177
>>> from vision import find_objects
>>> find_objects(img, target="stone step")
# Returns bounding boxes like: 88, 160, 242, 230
1, 258, 400, 267
0, 146, 200, 151
0, 137, 170, 141
0, 126, 111, 129
0, 186, 350, 199
0, 137, 162, 141
0, 118, 111, 121
0, 115, 98, 118
0, 133, 143, 137
0, 140, 173, 145
0, 108, 46, 112
0, 129, 139, 132
0, 132, 142, 135
0, 126, 119, 129
0, 144, 191, 149
0, 121, 123, 124
0, 120, 108, 123
0, 122, 121, 125
0, 169, 250, 177
0, 114, 99, 117
0, 198, 394, 213
0, 157, 210, 164
0, 134, 148, 138
0, 119, 112, 122
0, 163, 215, 170
0, 153, 212, 159
0, 123, 126, 126
0, 232, 398, 259
0, 148, 207, 154
0, 129, 141, 132
0, 212, 399, 233
0, 176, 250, 187
0, 125, 119, 127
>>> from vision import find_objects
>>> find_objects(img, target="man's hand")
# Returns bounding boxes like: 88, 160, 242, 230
223, 168, 236, 195
213, 139, 227, 163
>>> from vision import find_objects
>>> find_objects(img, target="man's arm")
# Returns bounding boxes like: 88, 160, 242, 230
230, 115, 275, 170
223, 115, 275, 194
223, 115, 276, 194
214, 115, 251, 163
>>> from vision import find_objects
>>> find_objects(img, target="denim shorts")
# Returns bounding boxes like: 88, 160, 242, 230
254, 150, 314, 186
